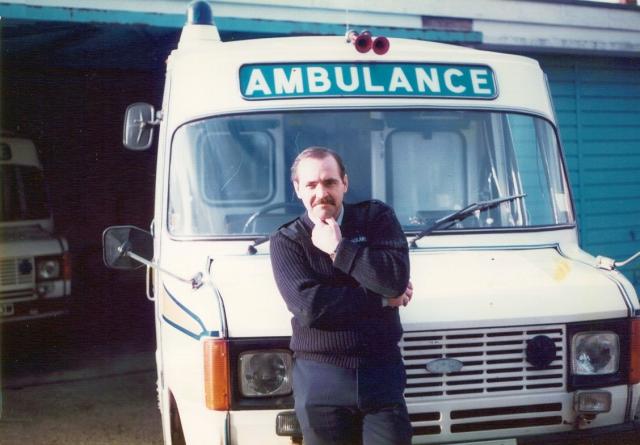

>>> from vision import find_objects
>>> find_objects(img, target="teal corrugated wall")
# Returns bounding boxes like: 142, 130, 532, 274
537, 56, 640, 296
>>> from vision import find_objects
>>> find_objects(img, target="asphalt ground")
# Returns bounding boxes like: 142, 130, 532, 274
0, 366, 162, 444
0, 274, 161, 444
1, 271, 154, 383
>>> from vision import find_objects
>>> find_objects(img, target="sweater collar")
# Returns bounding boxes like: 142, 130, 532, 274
335, 205, 345, 225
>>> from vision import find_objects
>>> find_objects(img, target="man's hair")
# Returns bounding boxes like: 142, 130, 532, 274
290, 146, 347, 182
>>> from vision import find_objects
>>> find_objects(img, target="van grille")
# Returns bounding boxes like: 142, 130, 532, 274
402, 325, 566, 437
409, 403, 564, 437
0, 257, 34, 287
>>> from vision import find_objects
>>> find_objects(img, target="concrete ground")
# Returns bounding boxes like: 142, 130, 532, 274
0, 370, 163, 445
0, 275, 162, 445
0, 352, 163, 445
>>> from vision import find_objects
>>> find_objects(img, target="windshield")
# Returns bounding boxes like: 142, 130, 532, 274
0, 164, 50, 222
169, 110, 573, 237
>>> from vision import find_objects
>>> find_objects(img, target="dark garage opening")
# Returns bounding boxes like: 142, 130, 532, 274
1, 20, 179, 372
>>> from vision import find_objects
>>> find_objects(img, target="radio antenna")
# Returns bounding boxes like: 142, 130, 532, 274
345, 8, 350, 35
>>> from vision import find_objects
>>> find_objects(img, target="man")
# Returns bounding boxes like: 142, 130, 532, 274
270, 146, 413, 445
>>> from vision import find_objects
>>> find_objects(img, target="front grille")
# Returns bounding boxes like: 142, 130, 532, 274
402, 325, 566, 437
1, 289, 35, 302
409, 403, 564, 437
0, 257, 34, 287
402, 325, 565, 400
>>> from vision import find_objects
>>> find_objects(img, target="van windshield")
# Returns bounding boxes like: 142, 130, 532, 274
169, 110, 573, 237
0, 165, 50, 222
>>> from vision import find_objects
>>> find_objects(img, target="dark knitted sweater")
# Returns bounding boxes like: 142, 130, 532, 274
269, 200, 410, 368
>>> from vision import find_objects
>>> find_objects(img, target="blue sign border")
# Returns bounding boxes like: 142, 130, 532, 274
239, 62, 498, 101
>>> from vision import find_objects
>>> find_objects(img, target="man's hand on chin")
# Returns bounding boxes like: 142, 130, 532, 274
310, 214, 342, 255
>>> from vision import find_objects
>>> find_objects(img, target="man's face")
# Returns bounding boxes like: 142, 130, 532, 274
293, 156, 348, 221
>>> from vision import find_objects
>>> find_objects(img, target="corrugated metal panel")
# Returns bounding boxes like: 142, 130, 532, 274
540, 56, 640, 295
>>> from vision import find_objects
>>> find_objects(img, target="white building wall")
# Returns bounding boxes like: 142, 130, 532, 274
9, 0, 640, 54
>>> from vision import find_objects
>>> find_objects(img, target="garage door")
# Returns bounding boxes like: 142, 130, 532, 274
539, 55, 640, 295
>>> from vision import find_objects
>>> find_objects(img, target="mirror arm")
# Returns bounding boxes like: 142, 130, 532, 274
140, 117, 162, 128
134, 113, 161, 144
616, 251, 640, 268
134, 110, 162, 128
596, 251, 640, 271
145, 265, 155, 302
125, 249, 204, 289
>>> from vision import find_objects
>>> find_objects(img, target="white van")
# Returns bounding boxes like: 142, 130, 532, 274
0, 135, 71, 323
103, 2, 640, 444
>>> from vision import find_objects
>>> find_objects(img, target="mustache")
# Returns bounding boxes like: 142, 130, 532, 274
313, 196, 336, 206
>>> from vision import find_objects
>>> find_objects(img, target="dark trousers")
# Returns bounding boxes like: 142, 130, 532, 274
293, 358, 412, 445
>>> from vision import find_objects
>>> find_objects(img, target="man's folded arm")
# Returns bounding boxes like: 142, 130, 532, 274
270, 233, 382, 330
332, 206, 409, 297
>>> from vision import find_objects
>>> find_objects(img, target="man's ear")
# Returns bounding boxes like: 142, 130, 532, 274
343, 174, 349, 193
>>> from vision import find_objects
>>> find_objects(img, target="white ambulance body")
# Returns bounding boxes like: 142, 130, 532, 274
0, 135, 71, 323
104, 3, 640, 444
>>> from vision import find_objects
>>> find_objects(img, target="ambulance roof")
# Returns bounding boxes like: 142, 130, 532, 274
166, 29, 553, 128
0, 136, 42, 168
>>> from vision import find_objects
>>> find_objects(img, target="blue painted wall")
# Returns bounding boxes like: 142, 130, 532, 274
540, 56, 640, 294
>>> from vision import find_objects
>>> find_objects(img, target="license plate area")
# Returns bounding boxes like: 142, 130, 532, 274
1, 302, 15, 316
452, 440, 517, 445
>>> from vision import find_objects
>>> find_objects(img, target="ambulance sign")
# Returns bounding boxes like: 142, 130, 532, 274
240, 63, 497, 100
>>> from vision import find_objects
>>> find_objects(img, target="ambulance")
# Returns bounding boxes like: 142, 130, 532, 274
0, 135, 71, 323
103, 2, 640, 444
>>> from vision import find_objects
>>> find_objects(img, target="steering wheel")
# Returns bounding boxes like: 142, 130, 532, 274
242, 202, 303, 233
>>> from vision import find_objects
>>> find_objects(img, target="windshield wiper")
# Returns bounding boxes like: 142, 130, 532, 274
247, 235, 270, 255
409, 193, 526, 248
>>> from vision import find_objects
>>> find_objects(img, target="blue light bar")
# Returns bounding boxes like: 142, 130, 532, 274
187, 1, 213, 25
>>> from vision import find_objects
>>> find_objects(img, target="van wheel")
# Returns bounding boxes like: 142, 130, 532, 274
169, 393, 186, 445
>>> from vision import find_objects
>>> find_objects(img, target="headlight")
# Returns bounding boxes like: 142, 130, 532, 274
572, 331, 619, 375
239, 350, 293, 397
36, 257, 61, 280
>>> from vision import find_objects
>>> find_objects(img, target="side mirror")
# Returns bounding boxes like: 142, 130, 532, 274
123, 103, 158, 151
103, 225, 153, 270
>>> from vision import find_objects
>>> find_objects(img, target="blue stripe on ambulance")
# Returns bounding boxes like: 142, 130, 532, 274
162, 284, 220, 339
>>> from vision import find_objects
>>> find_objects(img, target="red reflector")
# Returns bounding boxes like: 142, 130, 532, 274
63, 252, 72, 280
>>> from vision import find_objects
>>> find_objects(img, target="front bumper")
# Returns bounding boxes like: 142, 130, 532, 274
516, 420, 640, 445
1, 295, 70, 323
